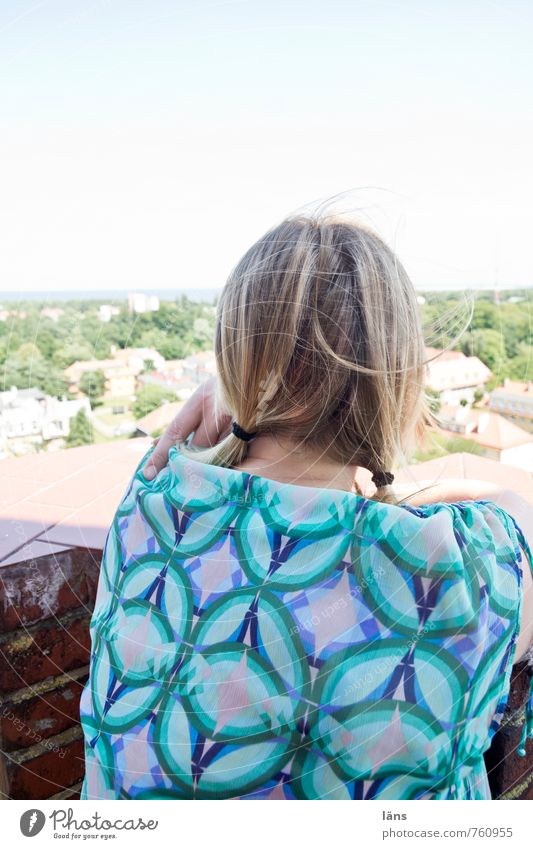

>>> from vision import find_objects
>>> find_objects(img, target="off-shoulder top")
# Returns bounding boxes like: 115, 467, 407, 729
80, 445, 533, 800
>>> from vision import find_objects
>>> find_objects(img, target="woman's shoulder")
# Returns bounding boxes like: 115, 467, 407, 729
401, 497, 529, 558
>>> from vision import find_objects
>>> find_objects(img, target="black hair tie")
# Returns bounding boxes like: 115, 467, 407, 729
232, 421, 257, 442
371, 470, 395, 488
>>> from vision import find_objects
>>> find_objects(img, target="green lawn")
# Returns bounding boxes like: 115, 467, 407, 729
93, 395, 135, 428
413, 430, 485, 463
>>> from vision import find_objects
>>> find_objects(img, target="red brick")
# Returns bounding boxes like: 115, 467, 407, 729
0, 614, 92, 693
0, 547, 100, 633
1, 677, 87, 752
7, 737, 85, 799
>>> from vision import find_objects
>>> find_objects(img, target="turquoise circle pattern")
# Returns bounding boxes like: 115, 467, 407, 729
80, 446, 530, 800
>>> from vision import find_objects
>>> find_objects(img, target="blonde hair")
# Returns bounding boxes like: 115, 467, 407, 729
183, 212, 431, 503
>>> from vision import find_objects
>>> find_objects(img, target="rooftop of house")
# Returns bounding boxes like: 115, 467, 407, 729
64, 358, 138, 376
492, 380, 533, 398
425, 346, 466, 362
0, 388, 47, 409
437, 405, 533, 450
424, 347, 492, 391
134, 400, 185, 436
1, 438, 533, 570
0, 438, 152, 566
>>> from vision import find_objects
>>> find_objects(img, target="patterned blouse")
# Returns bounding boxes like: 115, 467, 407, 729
80, 445, 533, 800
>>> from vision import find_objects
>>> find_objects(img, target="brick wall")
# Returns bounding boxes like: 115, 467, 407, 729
0, 547, 100, 799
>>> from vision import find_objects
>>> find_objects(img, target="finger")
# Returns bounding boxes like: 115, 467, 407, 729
142, 404, 202, 480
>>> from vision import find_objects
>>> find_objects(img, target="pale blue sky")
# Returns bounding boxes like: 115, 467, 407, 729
1, 0, 532, 291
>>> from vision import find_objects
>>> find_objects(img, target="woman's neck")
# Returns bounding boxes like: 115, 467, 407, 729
231, 434, 358, 493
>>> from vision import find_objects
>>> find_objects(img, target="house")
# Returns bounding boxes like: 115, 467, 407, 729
489, 380, 533, 433
182, 350, 217, 382
136, 351, 215, 400
64, 359, 138, 399
111, 346, 165, 373
436, 404, 533, 471
425, 346, 492, 404
137, 370, 197, 400
0, 387, 90, 457
64, 348, 165, 400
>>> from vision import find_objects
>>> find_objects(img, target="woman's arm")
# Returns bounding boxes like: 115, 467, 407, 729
487, 488, 533, 661
401, 480, 533, 661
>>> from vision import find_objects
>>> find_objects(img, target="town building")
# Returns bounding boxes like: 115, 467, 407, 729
136, 350, 216, 400
489, 380, 533, 433
110, 346, 165, 373
182, 350, 217, 382
97, 304, 121, 323
65, 358, 137, 399
127, 292, 160, 314
0, 387, 90, 457
436, 404, 533, 471
64, 347, 165, 399
425, 346, 492, 404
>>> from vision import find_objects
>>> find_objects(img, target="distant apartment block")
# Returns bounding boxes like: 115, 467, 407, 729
436, 403, 533, 471
128, 292, 160, 314
489, 380, 533, 433
425, 346, 492, 404
98, 304, 121, 322
0, 387, 90, 457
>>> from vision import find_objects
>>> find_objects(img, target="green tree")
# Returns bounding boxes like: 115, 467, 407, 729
505, 344, 533, 382
2, 343, 68, 397
53, 342, 95, 369
66, 410, 94, 447
133, 385, 176, 419
79, 370, 106, 407
460, 328, 506, 372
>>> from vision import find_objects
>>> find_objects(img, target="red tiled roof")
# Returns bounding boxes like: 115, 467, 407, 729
0, 439, 151, 565
425, 346, 466, 362
436, 408, 533, 450
492, 380, 533, 397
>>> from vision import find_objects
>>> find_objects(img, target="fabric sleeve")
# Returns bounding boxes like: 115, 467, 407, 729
403, 497, 532, 753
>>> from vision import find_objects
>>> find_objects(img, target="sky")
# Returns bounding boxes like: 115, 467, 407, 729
0, 0, 532, 293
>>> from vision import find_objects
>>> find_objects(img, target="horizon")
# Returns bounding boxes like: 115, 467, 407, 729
1, 281, 533, 305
